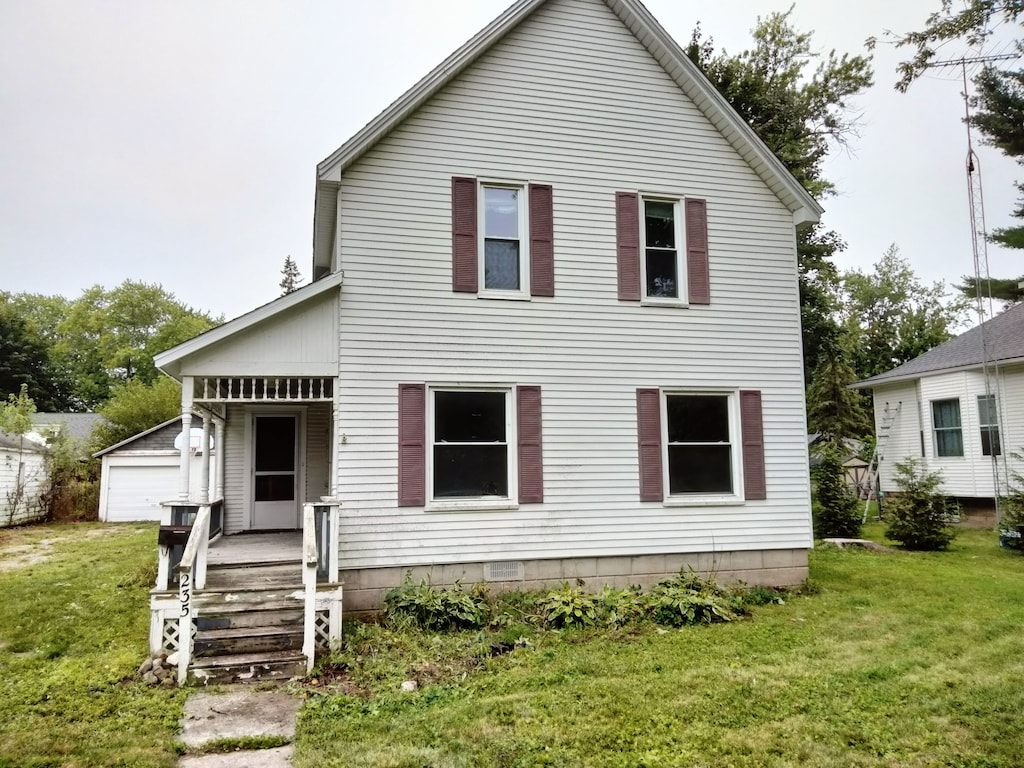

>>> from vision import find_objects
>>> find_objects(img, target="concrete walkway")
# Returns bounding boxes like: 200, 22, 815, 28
178, 688, 302, 767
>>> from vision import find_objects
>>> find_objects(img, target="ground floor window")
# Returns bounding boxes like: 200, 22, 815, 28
977, 394, 1001, 457
931, 399, 963, 457
431, 389, 511, 500
665, 392, 735, 495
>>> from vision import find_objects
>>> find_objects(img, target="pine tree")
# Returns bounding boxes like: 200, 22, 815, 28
280, 256, 301, 295
806, 333, 871, 440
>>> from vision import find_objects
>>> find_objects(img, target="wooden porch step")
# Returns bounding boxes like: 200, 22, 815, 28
203, 566, 304, 590
190, 651, 307, 685
196, 608, 304, 630
194, 624, 303, 657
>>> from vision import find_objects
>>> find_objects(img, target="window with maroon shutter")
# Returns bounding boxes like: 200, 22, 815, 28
685, 198, 710, 305
621, 192, 711, 305
617, 192, 641, 300
636, 388, 663, 500
529, 184, 554, 297
740, 390, 766, 500
517, 386, 543, 503
397, 383, 426, 507
452, 177, 478, 293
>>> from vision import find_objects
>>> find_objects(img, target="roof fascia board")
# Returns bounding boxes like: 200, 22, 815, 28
317, 0, 545, 178
154, 270, 345, 377
605, 0, 821, 220
850, 355, 1024, 390
92, 416, 181, 458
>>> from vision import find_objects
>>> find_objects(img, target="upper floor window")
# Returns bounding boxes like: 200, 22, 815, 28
931, 399, 963, 457
482, 185, 526, 295
978, 394, 1001, 457
451, 177, 554, 298
643, 198, 683, 300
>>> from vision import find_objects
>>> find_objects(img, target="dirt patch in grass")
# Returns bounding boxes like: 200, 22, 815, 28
0, 525, 131, 572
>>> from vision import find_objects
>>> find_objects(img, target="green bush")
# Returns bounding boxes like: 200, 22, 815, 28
885, 459, 957, 551
538, 584, 599, 629
383, 576, 489, 631
812, 441, 862, 538
998, 449, 1024, 551
643, 569, 745, 626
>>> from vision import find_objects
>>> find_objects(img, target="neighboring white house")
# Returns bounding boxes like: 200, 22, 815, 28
94, 418, 215, 523
0, 430, 48, 527
852, 301, 1024, 502
154, 0, 822, 614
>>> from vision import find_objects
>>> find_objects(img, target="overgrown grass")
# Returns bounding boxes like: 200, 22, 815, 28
295, 526, 1024, 767
0, 523, 184, 767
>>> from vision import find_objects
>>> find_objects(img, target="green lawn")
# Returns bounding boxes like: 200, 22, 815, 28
295, 526, 1024, 768
3, 523, 1024, 767
0, 523, 184, 768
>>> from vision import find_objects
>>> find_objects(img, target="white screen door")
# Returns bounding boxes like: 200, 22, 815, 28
252, 414, 298, 530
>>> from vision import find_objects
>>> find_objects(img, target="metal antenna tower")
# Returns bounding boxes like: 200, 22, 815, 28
924, 51, 1017, 520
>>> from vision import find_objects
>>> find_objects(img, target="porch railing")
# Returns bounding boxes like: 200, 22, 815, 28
175, 504, 212, 685
301, 500, 342, 673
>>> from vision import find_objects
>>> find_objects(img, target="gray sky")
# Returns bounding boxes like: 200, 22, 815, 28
1, 0, 1020, 320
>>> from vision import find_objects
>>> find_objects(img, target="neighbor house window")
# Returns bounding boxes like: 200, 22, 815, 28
665, 393, 735, 495
642, 198, 683, 300
978, 394, 1001, 456
481, 185, 527, 294
931, 399, 963, 457
431, 389, 511, 499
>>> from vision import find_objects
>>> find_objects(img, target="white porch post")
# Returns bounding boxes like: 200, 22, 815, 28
200, 413, 212, 505
214, 419, 225, 500
178, 377, 194, 500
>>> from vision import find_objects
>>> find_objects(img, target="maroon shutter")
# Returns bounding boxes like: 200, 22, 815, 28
636, 388, 663, 501
517, 386, 544, 503
452, 177, 478, 293
685, 198, 710, 305
616, 192, 640, 300
529, 184, 554, 297
398, 383, 426, 506
740, 390, 766, 500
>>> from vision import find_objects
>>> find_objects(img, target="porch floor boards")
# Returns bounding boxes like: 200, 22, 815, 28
207, 532, 302, 568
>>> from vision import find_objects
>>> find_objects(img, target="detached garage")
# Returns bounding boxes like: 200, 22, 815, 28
95, 418, 215, 522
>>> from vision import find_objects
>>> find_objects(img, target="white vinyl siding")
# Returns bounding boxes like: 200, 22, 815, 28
874, 366, 1024, 498
330, 0, 810, 569
0, 448, 47, 527
223, 405, 247, 533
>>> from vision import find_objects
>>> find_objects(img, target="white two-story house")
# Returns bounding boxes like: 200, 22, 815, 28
150, 0, 821, 682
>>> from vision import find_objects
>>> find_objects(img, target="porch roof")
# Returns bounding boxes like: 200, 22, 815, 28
154, 271, 344, 381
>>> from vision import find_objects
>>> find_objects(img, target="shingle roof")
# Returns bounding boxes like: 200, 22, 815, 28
30, 413, 104, 442
853, 302, 1024, 388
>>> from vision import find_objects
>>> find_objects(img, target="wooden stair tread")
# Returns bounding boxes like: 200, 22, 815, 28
197, 625, 302, 640
191, 650, 306, 668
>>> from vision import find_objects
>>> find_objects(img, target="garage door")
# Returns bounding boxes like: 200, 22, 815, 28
101, 454, 208, 523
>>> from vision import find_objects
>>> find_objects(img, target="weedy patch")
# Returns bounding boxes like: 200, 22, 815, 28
294, 527, 1024, 768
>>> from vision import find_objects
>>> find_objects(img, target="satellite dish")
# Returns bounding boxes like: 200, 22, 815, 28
174, 428, 214, 454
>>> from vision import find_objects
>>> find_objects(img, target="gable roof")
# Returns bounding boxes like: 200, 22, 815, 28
154, 270, 344, 379
30, 413, 104, 443
312, 0, 823, 275
853, 302, 1024, 389
92, 417, 181, 458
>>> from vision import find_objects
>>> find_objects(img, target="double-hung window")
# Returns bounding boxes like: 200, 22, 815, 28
481, 185, 526, 295
977, 394, 1001, 456
931, 399, 964, 457
665, 393, 736, 495
642, 198, 683, 300
431, 389, 512, 501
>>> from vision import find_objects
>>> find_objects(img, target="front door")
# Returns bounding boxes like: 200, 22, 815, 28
252, 414, 299, 530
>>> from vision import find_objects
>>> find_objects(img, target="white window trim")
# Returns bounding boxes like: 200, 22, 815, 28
977, 393, 1001, 457
425, 385, 519, 512
478, 181, 530, 301
660, 389, 743, 506
931, 398, 964, 459
640, 195, 688, 308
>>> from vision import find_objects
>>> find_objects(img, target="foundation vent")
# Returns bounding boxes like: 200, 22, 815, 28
483, 561, 524, 582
